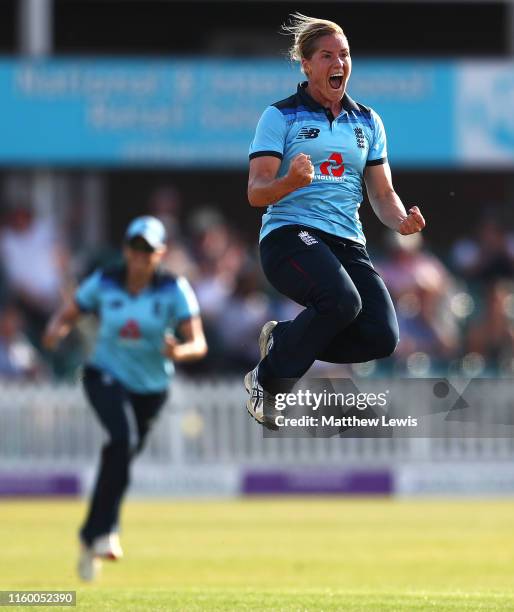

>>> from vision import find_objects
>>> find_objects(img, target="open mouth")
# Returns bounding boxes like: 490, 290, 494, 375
329, 74, 343, 90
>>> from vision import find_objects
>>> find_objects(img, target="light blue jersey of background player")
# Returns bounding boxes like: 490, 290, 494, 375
75, 267, 199, 393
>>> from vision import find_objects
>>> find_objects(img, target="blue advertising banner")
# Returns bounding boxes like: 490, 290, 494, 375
0, 58, 511, 167
350, 60, 456, 165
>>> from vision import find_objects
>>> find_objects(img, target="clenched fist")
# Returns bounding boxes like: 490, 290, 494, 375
286, 153, 314, 190
398, 206, 425, 235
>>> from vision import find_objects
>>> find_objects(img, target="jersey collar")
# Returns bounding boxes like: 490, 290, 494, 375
118, 263, 162, 292
297, 81, 359, 114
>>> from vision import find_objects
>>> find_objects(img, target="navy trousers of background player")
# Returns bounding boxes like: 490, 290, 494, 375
80, 366, 167, 546
257, 225, 399, 389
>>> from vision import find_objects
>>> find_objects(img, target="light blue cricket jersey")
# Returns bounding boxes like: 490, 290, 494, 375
249, 82, 388, 245
75, 265, 200, 393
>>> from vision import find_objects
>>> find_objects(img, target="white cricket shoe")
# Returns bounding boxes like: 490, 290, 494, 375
244, 366, 279, 431
259, 320, 278, 359
93, 533, 124, 560
77, 544, 102, 582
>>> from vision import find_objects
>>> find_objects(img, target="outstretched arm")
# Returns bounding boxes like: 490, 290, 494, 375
42, 299, 82, 350
163, 316, 208, 363
364, 162, 425, 235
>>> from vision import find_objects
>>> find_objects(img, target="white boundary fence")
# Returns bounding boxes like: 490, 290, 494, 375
1, 378, 514, 468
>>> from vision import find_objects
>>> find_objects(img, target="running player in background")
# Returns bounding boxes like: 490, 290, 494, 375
245, 13, 425, 428
43, 216, 207, 580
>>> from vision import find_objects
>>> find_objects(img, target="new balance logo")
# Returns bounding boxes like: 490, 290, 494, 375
296, 127, 320, 140
298, 231, 318, 246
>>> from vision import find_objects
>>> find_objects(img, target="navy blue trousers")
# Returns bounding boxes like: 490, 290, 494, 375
80, 366, 167, 545
258, 225, 399, 388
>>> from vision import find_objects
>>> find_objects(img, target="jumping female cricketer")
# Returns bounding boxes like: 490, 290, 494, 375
244, 13, 425, 428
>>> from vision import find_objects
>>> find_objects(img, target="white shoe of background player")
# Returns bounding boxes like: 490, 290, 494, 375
93, 532, 124, 560
77, 544, 102, 582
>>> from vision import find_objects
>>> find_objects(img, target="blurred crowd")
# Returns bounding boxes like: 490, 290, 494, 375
0, 189, 513, 382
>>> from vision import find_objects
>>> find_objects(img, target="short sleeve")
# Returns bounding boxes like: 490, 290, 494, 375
75, 270, 102, 312
172, 277, 200, 321
366, 110, 388, 166
249, 106, 287, 161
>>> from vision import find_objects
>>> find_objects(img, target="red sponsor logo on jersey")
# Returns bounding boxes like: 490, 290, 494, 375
320, 152, 345, 177
119, 319, 141, 339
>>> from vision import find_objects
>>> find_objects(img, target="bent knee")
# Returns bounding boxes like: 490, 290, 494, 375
338, 291, 362, 322
374, 327, 399, 359
316, 289, 362, 325
104, 437, 131, 456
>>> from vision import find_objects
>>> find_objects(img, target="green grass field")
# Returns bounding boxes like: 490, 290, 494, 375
1, 498, 514, 611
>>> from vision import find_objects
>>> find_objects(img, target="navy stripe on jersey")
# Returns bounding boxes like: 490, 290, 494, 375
366, 156, 387, 166
279, 106, 326, 117
76, 265, 178, 311
99, 264, 177, 290
273, 85, 375, 131
249, 150, 283, 161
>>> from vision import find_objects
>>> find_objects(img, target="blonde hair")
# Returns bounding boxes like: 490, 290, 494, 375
282, 12, 346, 62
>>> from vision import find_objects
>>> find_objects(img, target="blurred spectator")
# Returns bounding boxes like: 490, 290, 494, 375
190, 208, 247, 320
183, 208, 250, 371
465, 280, 514, 374
147, 185, 182, 240
0, 205, 70, 348
0, 303, 45, 380
217, 265, 271, 371
378, 231, 459, 370
451, 213, 514, 283
148, 185, 198, 279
